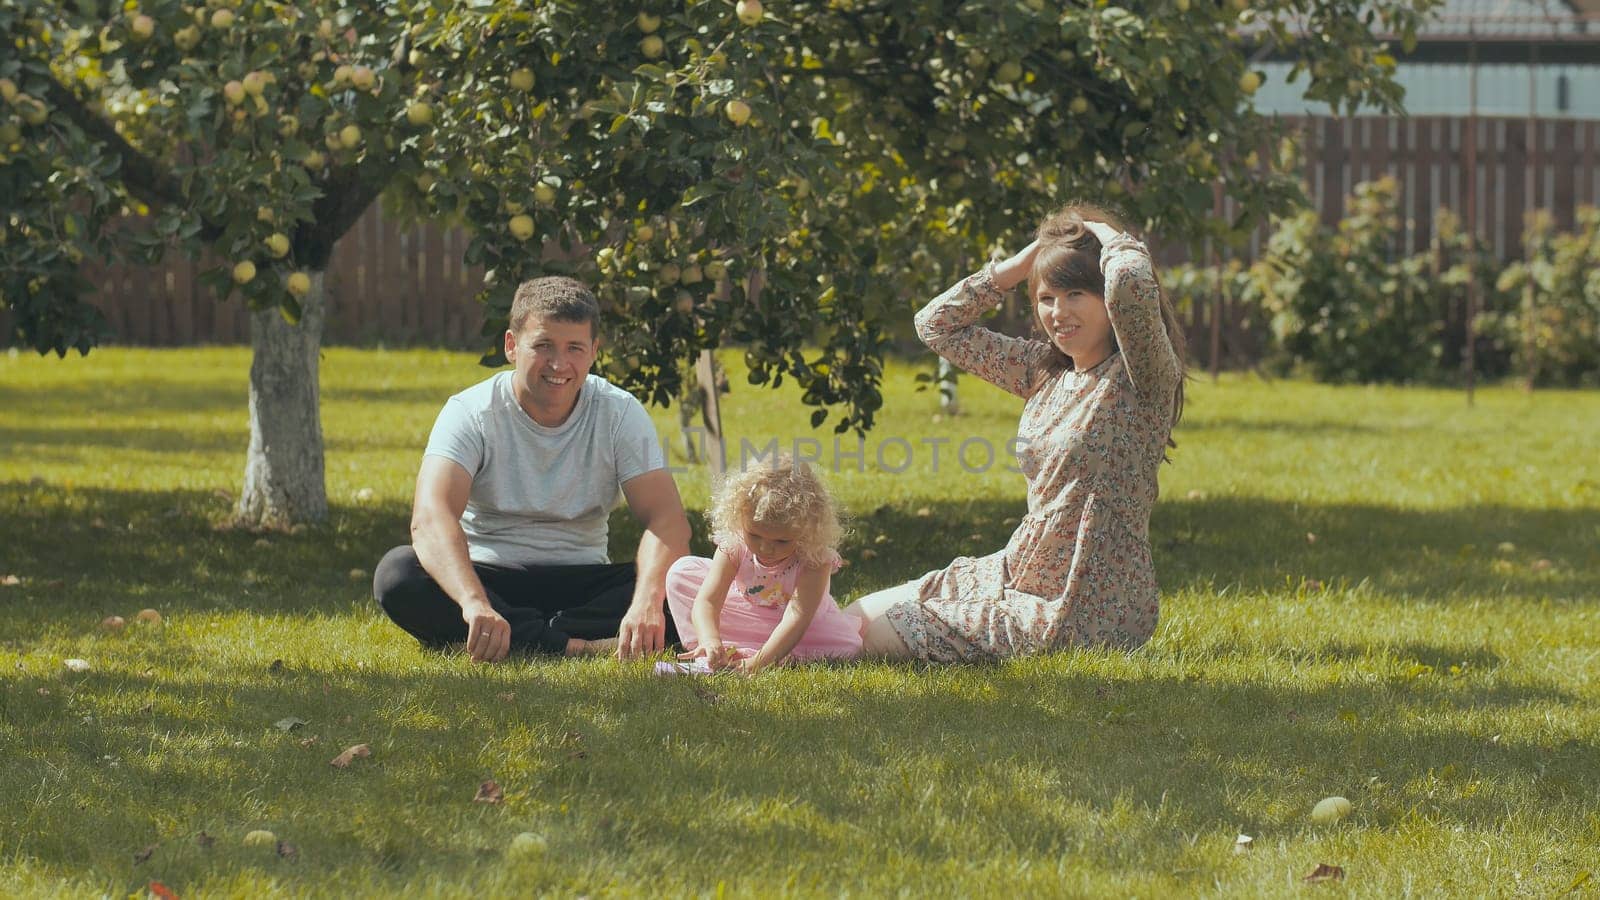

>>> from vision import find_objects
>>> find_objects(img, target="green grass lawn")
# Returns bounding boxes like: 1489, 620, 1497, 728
2, 346, 1598, 897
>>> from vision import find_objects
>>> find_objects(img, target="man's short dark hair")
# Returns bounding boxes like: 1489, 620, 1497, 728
509, 276, 601, 338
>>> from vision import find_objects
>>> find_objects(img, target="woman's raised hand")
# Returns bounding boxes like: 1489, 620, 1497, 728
990, 239, 1042, 292
1081, 220, 1121, 246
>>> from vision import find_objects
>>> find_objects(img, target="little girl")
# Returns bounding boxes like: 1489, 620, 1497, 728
664, 454, 862, 672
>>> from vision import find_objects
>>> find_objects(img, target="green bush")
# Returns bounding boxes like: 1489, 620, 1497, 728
1487, 208, 1600, 388
1245, 178, 1451, 383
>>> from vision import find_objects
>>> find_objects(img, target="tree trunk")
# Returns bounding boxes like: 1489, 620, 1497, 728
235, 272, 328, 529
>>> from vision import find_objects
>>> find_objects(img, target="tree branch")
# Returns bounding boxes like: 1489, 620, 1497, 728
38, 76, 199, 222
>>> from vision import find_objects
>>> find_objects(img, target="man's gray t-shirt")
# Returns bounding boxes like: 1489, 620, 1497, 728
423, 371, 665, 566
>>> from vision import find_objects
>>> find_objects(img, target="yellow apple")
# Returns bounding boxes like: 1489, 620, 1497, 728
302, 150, 325, 169
1069, 95, 1091, 115
406, 101, 433, 125
135, 608, 163, 624
351, 66, 375, 91
1310, 796, 1352, 824
658, 263, 680, 284
339, 123, 361, 147
318, 19, 335, 40
1176, 0, 1190, 10
635, 224, 655, 242
996, 60, 1023, 83
534, 181, 557, 206
0, 122, 20, 145
232, 261, 256, 285
211, 8, 235, 28
736, 0, 764, 26
0, 79, 17, 103
223, 81, 246, 105
704, 260, 727, 280
173, 24, 199, 49
680, 264, 703, 285
415, 171, 435, 192
1239, 71, 1262, 95
510, 68, 535, 91
243, 830, 276, 847
130, 14, 155, 41
18, 97, 49, 126
243, 71, 268, 96
277, 115, 299, 137
636, 12, 661, 33
724, 99, 751, 126
333, 65, 353, 86
101, 615, 126, 631
641, 36, 664, 58
286, 272, 312, 297
509, 214, 535, 241
265, 233, 290, 258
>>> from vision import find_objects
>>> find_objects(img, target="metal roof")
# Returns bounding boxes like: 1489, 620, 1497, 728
1415, 0, 1590, 36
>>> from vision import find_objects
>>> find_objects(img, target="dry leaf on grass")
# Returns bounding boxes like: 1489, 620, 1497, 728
1303, 863, 1344, 883
273, 716, 309, 733
329, 743, 371, 768
1, 575, 20, 586
195, 832, 215, 848
64, 658, 91, 673
134, 844, 157, 864
474, 779, 504, 804
496, 692, 516, 703
298, 736, 319, 748
1233, 834, 1253, 854
147, 881, 179, 900
276, 841, 298, 860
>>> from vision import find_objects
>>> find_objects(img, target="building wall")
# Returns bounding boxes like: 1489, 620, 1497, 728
1254, 62, 1600, 119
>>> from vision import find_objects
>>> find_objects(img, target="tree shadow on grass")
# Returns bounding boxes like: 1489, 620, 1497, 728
1174, 417, 1390, 437
1, 644, 1591, 889
757, 497, 1600, 603
4, 480, 1592, 887
3, 485, 1595, 646
0, 424, 431, 455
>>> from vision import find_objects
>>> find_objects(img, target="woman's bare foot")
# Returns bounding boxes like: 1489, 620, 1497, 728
565, 637, 619, 657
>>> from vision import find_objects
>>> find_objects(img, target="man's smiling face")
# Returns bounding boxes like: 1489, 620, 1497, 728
504, 315, 598, 425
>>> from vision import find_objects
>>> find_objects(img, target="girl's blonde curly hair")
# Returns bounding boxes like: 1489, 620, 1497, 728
708, 453, 843, 569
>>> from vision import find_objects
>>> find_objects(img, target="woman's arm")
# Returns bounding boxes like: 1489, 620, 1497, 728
684, 549, 739, 669
1083, 223, 1183, 407
913, 240, 1054, 398
740, 564, 830, 673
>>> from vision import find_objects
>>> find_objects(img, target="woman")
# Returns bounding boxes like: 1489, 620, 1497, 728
843, 206, 1187, 661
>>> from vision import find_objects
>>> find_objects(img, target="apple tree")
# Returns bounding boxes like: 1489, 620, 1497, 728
2, 0, 1434, 529
435, 0, 1437, 430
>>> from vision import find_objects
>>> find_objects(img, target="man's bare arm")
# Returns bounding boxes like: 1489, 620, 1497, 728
616, 468, 691, 659
411, 456, 509, 662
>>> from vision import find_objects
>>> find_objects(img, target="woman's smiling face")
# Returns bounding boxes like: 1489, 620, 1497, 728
1035, 284, 1114, 368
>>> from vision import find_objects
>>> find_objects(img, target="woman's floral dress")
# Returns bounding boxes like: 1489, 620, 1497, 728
884, 233, 1182, 662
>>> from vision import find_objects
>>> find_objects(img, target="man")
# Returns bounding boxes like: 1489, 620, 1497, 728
373, 276, 689, 661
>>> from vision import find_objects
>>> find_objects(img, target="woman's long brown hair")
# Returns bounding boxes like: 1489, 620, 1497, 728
1027, 204, 1188, 451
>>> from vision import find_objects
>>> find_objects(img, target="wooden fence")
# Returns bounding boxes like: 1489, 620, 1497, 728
5, 115, 1598, 352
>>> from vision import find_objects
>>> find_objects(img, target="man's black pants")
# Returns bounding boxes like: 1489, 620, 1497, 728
372, 546, 679, 654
